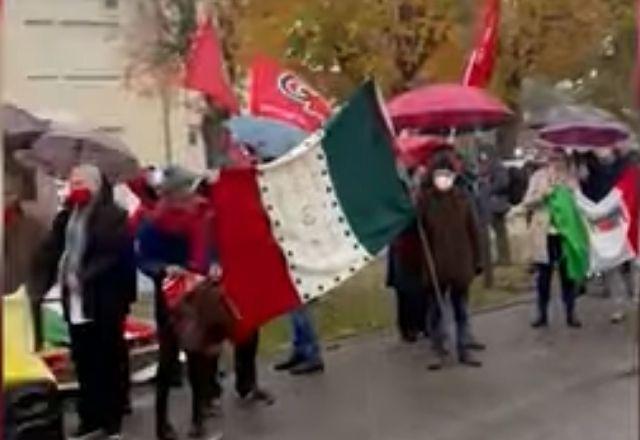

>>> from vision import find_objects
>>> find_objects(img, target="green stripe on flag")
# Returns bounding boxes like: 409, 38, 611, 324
322, 81, 415, 254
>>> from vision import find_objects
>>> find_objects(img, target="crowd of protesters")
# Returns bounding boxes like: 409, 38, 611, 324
2, 139, 638, 440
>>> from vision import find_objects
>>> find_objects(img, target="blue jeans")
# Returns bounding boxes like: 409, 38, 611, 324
291, 306, 322, 362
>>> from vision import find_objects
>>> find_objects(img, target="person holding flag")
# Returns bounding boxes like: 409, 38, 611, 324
418, 152, 483, 370
523, 151, 584, 329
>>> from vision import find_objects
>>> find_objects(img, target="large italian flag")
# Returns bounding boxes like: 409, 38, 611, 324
212, 81, 415, 338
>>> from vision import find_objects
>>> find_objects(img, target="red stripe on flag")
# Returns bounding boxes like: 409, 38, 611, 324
210, 168, 301, 341
617, 165, 640, 255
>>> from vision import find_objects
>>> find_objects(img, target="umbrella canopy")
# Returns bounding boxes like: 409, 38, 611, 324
535, 105, 631, 150
538, 122, 631, 150
388, 83, 512, 133
527, 104, 619, 129
15, 125, 140, 182
2, 103, 50, 149
224, 115, 309, 160
395, 135, 451, 169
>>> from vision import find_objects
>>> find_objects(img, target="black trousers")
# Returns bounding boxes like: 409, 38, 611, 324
210, 331, 260, 400
536, 235, 576, 320
69, 319, 126, 434
155, 318, 210, 427
395, 288, 428, 338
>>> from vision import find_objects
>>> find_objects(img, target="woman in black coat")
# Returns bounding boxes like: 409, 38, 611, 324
33, 165, 136, 440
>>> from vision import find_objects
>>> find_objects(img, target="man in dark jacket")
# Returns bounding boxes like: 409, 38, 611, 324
419, 155, 483, 370
33, 165, 136, 440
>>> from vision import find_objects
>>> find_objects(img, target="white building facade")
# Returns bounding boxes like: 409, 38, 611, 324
3, 0, 205, 169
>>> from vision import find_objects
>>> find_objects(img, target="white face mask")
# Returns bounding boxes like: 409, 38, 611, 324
433, 174, 455, 191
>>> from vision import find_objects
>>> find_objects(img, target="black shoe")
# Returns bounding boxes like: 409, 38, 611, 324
427, 356, 445, 371
290, 359, 325, 376
156, 423, 178, 440
274, 354, 304, 371
401, 332, 418, 344
465, 341, 486, 351
567, 317, 582, 328
459, 352, 483, 368
531, 317, 548, 328
188, 422, 206, 439
69, 426, 102, 440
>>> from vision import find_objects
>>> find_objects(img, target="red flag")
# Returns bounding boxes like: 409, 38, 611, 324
184, 18, 239, 114
635, 0, 640, 108
249, 55, 332, 132
462, 0, 500, 88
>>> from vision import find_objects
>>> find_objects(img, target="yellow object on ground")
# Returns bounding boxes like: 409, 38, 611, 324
3, 287, 55, 387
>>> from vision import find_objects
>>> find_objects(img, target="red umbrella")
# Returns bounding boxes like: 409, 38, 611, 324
388, 83, 512, 133
394, 136, 451, 169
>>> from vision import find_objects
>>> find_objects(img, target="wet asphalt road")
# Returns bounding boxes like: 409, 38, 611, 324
67, 295, 638, 440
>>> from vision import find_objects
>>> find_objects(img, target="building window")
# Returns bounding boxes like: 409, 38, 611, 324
58, 19, 119, 28
24, 19, 54, 26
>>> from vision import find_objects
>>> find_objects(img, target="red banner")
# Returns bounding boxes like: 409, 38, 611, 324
462, 0, 500, 88
184, 18, 239, 114
249, 55, 332, 132
635, 0, 640, 108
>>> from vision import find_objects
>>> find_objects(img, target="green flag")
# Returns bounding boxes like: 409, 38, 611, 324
547, 186, 589, 282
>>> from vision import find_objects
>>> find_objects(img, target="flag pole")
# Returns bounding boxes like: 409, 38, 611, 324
415, 211, 447, 324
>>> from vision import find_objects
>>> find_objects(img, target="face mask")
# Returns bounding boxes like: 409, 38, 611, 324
66, 187, 93, 208
434, 175, 454, 191
4, 204, 20, 228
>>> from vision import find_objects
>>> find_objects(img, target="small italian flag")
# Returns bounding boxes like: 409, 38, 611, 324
212, 81, 415, 337
575, 165, 640, 273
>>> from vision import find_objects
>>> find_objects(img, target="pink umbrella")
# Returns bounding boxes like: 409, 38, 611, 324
388, 83, 512, 133
538, 121, 630, 150
394, 136, 451, 169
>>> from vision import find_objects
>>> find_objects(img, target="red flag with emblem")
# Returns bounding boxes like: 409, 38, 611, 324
184, 17, 239, 114
248, 55, 332, 132
462, 0, 500, 88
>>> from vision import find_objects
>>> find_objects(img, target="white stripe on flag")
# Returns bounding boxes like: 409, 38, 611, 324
257, 132, 371, 301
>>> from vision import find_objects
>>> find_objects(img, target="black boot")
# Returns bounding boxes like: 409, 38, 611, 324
427, 344, 448, 371
156, 422, 178, 440
458, 351, 482, 368
290, 359, 325, 376
274, 354, 304, 371
531, 316, 548, 328
566, 315, 582, 328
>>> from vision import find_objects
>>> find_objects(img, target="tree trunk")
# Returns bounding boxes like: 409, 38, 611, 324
160, 89, 174, 165
200, 104, 230, 169
495, 108, 521, 159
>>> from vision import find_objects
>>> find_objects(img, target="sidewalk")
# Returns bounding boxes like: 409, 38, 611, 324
93, 295, 638, 440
